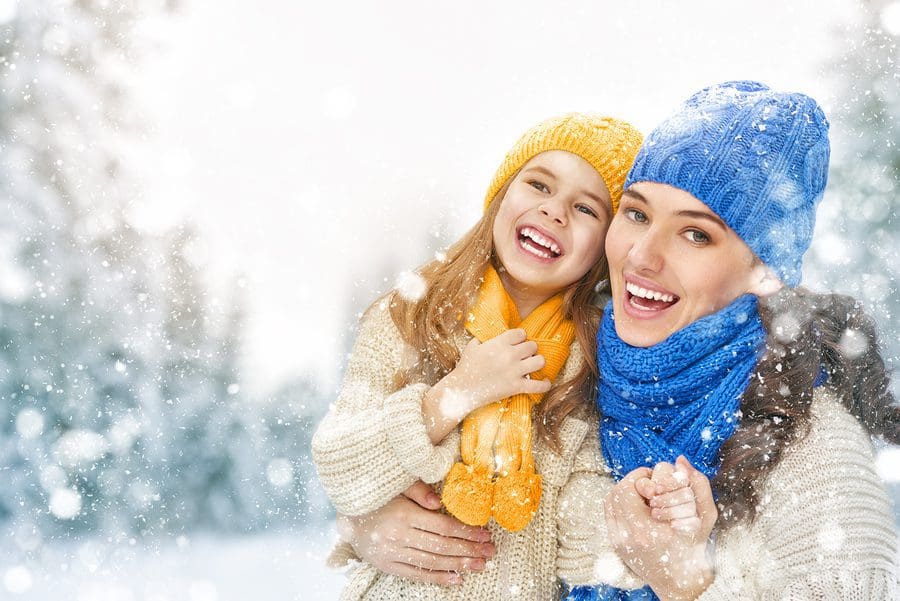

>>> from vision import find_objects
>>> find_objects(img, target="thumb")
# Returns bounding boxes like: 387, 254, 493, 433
402, 480, 442, 510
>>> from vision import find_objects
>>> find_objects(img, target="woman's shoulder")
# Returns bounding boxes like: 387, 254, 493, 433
804, 387, 875, 452
760, 387, 893, 517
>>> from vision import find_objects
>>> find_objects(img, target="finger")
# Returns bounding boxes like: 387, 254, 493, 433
651, 501, 698, 521
520, 354, 546, 374
397, 546, 487, 573
501, 328, 527, 344
635, 476, 657, 501
384, 562, 464, 586
670, 516, 702, 535
408, 529, 495, 559
648, 486, 695, 509
520, 377, 552, 395
650, 461, 680, 494
411, 509, 493, 543
513, 339, 539, 359
679, 456, 718, 533
403, 481, 441, 510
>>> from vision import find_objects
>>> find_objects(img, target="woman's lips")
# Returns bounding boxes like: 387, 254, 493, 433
622, 278, 679, 317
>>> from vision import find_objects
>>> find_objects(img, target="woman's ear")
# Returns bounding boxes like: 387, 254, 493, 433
747, 262, 783, 297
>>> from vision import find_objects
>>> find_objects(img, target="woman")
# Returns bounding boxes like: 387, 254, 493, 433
563, 80, 898, 599
341, 82, 899, 600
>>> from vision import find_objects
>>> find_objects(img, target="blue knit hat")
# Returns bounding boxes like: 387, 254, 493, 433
625, 80, 830, 287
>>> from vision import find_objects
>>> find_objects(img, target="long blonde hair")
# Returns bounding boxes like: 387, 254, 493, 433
387, 179, 606, 449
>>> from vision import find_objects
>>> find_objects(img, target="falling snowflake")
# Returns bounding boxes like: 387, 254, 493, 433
3, 566, 32, 595
396, 271, 427, 301
266, 458, 294, 487
15, 408, 43, 439
49, 488, 82, 520
837, 328, 868, 359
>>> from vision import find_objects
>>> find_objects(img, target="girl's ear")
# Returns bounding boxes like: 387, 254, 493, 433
747, 262, 783, 297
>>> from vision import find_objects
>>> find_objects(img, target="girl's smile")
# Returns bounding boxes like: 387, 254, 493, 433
492, 150, 612, 317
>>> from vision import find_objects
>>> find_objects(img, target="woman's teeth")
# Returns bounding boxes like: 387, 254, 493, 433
519, 227, 561, 258
626, 281, 675, 303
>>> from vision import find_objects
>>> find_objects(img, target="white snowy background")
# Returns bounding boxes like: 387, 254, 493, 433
1, 0, 898, 599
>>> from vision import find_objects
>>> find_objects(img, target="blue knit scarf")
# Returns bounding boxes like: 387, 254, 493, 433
567, 294, 765, 601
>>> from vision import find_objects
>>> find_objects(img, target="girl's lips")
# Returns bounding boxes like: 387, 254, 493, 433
516, 224, 564, 263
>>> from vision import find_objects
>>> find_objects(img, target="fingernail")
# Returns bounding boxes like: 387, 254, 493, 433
481, 543, 496, 558
466, 558, 485, 571
427, 493, 441, 508
449, 573, 462, 585
477, 529, 492, 542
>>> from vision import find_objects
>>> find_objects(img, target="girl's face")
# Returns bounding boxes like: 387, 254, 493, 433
607, 182, 770, 347
492, 150, 611, 315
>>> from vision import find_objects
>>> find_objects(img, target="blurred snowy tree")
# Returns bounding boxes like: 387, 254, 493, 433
0, 1, 326, 543
810, 0, 900, 395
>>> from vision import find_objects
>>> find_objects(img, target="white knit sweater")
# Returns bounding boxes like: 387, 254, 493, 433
559, 389, 899, 600
312, 300, 603, 600
313, 302, 898, 599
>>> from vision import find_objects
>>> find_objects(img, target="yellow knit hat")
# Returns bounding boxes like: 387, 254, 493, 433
483, 113, 643, 217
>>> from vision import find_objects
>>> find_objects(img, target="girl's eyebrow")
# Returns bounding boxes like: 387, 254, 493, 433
522, 165, 557, 180
524, 165, 608, 205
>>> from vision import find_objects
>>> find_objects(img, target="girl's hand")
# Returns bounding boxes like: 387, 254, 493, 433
605, 458, 717, 600
452, 328, 551, 410
422, 328, 550, 443
338, 481, 495, 586
636, 456, 702, 536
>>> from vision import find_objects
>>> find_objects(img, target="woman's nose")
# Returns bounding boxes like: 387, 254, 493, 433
628, 230, 664, 273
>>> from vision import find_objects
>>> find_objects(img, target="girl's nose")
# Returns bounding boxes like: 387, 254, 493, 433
538, 200, 567, 226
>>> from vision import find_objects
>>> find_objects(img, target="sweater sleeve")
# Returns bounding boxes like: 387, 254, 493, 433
699, 391, 898, 600
557, 414, 645, 590
311, 302, 460, 516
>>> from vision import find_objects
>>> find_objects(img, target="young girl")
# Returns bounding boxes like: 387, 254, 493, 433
312, 113, 649, 599
565, 80, 899, 600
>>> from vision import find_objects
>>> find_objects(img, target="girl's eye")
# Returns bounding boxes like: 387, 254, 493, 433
624, 208, 648, 223
528, 180, 549, 193
576, 204, 598, 218
684, 229, 710, 244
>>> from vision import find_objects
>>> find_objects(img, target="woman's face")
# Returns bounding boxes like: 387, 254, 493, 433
492, 150, 611, 315
606, 182, 767, 347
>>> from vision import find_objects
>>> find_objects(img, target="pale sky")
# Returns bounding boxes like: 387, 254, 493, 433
132, 0, 869, 396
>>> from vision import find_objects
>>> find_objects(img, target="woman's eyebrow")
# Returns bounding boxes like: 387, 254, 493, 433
676, 209, 727, 230
621, 189, 647, 203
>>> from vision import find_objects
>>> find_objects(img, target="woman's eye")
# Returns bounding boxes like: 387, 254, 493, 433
528, 180, 549, 193
625, 208, 647, 223
684, 229, 710, 244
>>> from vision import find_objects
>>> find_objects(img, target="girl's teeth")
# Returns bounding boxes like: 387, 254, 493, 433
521, 227, 561, 255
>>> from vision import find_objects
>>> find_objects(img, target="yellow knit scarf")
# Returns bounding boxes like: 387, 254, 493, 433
441, 266, 575, 531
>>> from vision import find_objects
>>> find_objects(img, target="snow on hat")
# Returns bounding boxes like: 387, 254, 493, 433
625, 80, 830, 287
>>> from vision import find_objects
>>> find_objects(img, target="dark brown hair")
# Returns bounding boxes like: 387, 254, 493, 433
714, 287, 899, 527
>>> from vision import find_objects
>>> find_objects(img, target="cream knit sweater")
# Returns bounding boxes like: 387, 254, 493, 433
313, 302, 898, 600
559, 388, 899, 599
312, 300, 604, 600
